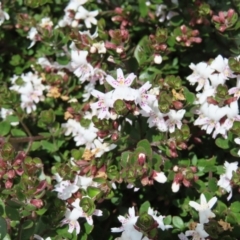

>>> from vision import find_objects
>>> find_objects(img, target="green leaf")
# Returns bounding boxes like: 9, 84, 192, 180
0, 121, 11, 136
87, 186, 102, 198
208, 178, 218, 192
83, 222, 94, 234
0, 217, 7, 238
5, 206, 20, 221
36, 208, 47, 216
30, 141, 42, 151
11, 129, 27, 137
163, 215, 172, 225
172, 216, 184, 229
6, 200, 22, 208
22, 220, 34, 229
215, 137, 230, 149
183, 87, 195, 104
230, 202, 240, 213
41, 140, 56, 153
138, 0, 148, 17
137, 139, 152, 160
139, 201, 151, 214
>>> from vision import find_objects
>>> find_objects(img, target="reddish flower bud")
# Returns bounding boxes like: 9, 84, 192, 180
97, 130, 109, 139
5, 180, 13, 189
227, 9, 235, 19
182, 178, 191, 187
111, 133, 119, 141
218, 12, 226, 22
172, 101, 183, 110
174, 172, 183, 183
30, 199, 44, 208
112, 121, 119, 130
15, 168, 24, 176
138, 153, 146, 165
190, 166, 197, 173
7, 170, 15, 179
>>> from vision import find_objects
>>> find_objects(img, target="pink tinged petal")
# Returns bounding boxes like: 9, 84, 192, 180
91, 89, 105, 98
124, 73, 136, 86
140, 81, 152, 92
86, 216, 93, 225
106, 75, 119, 88
94, 209, 103, 216
176, 121, 182, 130
117, 68, 124, 80
229, 87, 238, 95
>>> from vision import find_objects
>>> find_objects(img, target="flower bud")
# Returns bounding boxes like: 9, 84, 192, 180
172, 101, 183, 110
111, 133, 119, 141
173, 165, 179, 172
30, 199, 44, 208
182, 178, 191, 187
171, 181, 180, 192
138, 153, 146, 165
154, 54, 162, 64
5, 180, 13, 189
7, 170, 15, 179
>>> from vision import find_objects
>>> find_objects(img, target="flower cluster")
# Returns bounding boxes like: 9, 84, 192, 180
111, 206, 172, 240
179, 193, 217, 240
187, 55, 239, 139
9, 72, 46, 114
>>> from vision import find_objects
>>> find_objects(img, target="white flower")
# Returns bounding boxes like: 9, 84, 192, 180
189, 193, 217, 223
76, 175, 95, 190
91, 139, 117, 158
134, 82, 156, 113
148, 208, 172, 231
75, 6, 98, 28
185, 223, 209, 240
71, 49, 94, 82
27, 27, 39, 49
91, 41, 106, 54
106, 68, 137, 101
61, 197, 102, 235
187, 62, 214, 91
65, 0, 88, 12
111, 207, 142, 239
73, 122, 98, 148
39, 17, 53, 29
210, 55, 235, 80
90, 90, 113, 119
217, 161, 238, 200
53, 176, 79, 200
0, 108, 19, 126
0, 2, 9, 25
62, 119, 80, 136
82, 82, 96, 102
166, 109, 186, 133
61, 208, 81, 235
